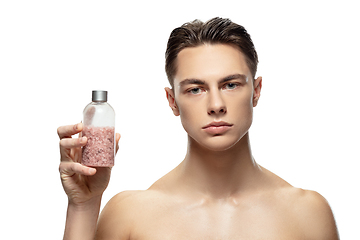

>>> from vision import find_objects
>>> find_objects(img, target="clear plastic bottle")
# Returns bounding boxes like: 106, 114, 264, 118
82, 90, 115, 167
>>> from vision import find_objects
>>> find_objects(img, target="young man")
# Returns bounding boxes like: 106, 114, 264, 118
58, 17, 339, 239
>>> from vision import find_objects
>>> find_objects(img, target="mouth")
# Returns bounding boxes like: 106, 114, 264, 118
202, 121, 233, 135
203, 121, 233, 129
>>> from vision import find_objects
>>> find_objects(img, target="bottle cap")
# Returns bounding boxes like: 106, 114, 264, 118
92, 90, 107, 102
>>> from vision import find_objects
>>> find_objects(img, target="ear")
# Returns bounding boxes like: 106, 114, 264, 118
253, 76, 262, 107
165, 87, 180, 116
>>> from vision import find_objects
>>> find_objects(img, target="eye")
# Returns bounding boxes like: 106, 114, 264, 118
188, 87, 202, 94
224, 82, 239, 90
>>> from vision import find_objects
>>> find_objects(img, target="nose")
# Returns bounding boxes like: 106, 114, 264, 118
207, 91, 227, 115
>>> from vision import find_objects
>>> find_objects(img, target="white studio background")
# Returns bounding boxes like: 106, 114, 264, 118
0, 0, 359, 239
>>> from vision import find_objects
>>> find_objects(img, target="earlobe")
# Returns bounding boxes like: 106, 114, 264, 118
253, 76, 262, 107
165, 87, 180, 116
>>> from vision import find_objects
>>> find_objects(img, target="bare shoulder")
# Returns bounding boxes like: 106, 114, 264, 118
290, 188, 339, 239
275, 186, 339, 240
261, 167, 339, 239
95, 190, 140, 239
95, 189, 167, 240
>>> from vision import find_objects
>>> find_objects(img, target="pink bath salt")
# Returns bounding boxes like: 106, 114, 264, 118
82, 126, 115, 167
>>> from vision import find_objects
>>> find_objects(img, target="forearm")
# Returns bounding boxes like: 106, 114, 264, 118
63, 196, 102, 240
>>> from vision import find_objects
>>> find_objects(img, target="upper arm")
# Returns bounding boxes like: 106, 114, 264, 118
295, 190, 339, 240
95, 191, 139, 240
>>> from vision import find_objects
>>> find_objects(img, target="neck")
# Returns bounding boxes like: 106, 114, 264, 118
178, 132, 262, 200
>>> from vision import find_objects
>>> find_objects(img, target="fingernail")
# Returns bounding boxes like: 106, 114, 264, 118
80, 137, 86, 143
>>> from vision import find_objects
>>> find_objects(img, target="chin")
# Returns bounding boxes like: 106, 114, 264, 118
208, 138, 242, 152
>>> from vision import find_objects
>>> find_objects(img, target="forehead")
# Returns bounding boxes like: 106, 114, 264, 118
174, 44, 251, 85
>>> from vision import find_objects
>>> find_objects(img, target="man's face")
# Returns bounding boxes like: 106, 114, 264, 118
166, 44, 261, 151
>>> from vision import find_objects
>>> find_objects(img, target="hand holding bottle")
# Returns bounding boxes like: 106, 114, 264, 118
57, 123, 120, 206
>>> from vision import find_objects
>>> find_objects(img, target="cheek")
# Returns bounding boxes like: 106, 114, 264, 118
176, 99, 200, 132
241, 93, 254, 115
230, 92, 254, 124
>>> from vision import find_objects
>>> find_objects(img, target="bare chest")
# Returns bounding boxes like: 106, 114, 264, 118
129, 200, 304, 240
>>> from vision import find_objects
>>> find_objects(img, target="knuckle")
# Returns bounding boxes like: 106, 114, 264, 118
59, 139, 63, 148
59, 162, 68, 174
59, 162, 63, 173
57, 126, 62, 137
59, 138, 66, 147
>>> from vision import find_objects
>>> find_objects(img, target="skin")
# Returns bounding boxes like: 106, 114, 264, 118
58, 44, 339, 240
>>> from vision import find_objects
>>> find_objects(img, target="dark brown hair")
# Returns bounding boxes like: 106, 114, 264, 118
165, 17, 259, 87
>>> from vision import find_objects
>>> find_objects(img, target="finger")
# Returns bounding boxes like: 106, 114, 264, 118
60, 136, 87, 149
115, 133, 121, 154
57, 123, 83, 139
59, 162, 96, 176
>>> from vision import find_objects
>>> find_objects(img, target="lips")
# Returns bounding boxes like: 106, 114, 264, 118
202, 121, 233, 135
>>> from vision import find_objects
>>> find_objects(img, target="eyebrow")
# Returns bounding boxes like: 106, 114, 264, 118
220, 74, 247, 84
179, 78, 205, 86
179, 74, 247, 87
